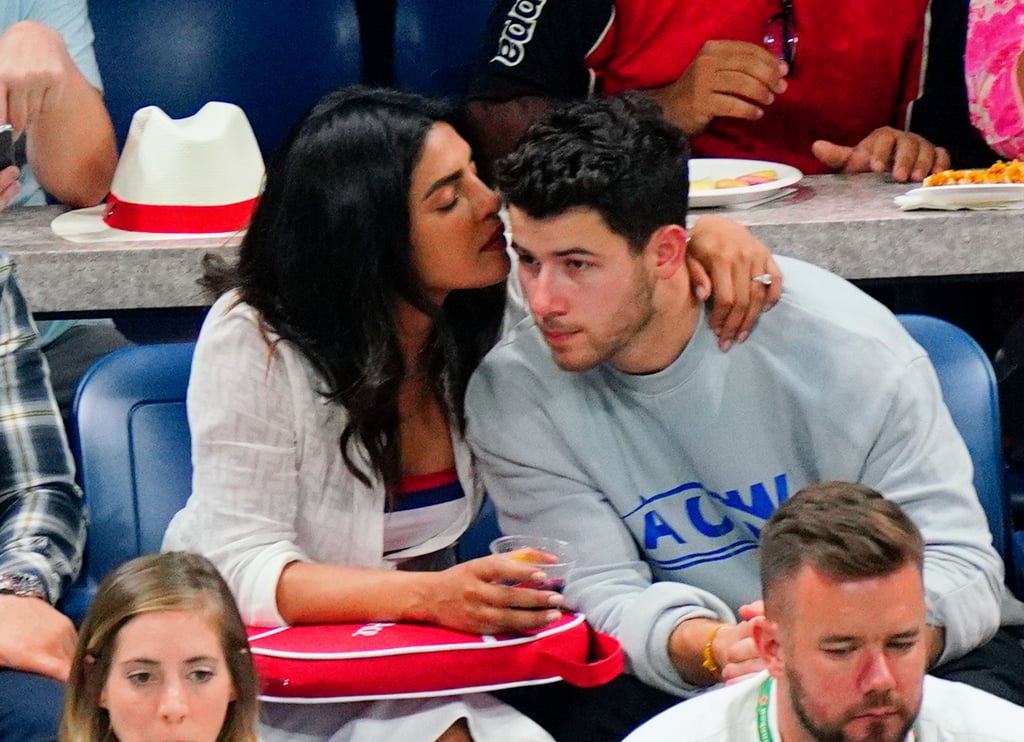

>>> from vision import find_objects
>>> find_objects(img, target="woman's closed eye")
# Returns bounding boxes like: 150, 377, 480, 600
437, 195, 460, 212
431, 182, 462, 213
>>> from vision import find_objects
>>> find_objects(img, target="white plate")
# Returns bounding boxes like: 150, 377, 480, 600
899, 183, 1024, 209
688, 158, 803, 208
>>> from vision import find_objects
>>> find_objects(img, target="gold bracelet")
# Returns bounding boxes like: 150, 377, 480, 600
701, 624, 725, 676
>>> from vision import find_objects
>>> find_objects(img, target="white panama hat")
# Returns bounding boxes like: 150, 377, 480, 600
51, 101, 265, 243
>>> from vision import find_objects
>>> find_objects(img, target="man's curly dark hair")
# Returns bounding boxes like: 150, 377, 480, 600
495, 92, 690, 253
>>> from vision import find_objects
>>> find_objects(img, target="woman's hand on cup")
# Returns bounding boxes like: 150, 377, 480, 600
421, 555, 565, 635
490, 535, 576, 593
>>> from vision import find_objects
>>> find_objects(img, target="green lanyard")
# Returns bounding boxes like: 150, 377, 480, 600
756, 677, 773, 742
755, 677, 918, 742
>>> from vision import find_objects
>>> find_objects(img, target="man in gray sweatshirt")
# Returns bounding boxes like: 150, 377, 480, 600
465, 93, 1024, 741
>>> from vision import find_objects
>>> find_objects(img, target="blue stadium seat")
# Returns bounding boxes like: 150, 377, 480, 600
62, 337, 499, 624
897, 314, 1024, 596
67, 320, 1014, 617
457, 496, 502, 562
71, 343, 195, 595
393, 0, 493, 97
89, 0, 363, 158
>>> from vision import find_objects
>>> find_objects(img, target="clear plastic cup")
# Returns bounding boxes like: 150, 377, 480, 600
490, 535, 576, 592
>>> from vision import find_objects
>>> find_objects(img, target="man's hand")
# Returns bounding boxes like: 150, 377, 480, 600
709, 619, 766, 683
650, 41, 788, 137
0, 594, 76, 681
0, 165, 20, 209
686, 215, 782, 350
720, 601, 767, 682
0, 21, 76, 136
669, 611, 767, 687
0, 20, 116, 207
925, 624, 946, 668
812, 127, 951, 182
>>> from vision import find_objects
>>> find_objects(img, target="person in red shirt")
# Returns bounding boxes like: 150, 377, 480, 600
467, 0, 950, 182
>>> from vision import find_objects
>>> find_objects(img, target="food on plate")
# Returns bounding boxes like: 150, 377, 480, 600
691, 169, 780, 191
736, 170, 778, 185
924, 159, 1024, 186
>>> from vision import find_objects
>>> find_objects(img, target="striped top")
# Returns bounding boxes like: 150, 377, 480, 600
383, 468, 466, 561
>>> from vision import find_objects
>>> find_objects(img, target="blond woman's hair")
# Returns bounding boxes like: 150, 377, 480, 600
60, 551, 259, 741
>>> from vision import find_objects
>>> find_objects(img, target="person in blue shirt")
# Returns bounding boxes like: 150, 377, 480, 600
0, 0, 116, 209
0, 1, 129, 431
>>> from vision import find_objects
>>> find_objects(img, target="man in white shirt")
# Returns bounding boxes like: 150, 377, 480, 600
625, 481, 1024, 742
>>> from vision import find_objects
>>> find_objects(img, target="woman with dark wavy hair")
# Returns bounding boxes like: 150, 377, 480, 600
163, 86, 776, 741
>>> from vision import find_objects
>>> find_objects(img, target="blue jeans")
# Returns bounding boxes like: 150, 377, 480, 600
0, 669, 64, 741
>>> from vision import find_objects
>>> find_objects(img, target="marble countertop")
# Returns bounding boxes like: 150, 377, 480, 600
0, 204, 240, 313
695, 174, 1024, 280
3, 173, 1023, 313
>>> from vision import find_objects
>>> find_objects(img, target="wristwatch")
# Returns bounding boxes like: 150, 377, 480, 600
0, 572, 46, 599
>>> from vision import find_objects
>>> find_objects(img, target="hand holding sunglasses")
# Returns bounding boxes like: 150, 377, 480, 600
649, 40, 789, 137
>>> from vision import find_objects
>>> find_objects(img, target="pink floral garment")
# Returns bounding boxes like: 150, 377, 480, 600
967, 0, 1024, 158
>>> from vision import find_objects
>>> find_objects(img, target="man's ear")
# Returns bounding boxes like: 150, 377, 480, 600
648, 224, 688, 278
752, 615, 785, 679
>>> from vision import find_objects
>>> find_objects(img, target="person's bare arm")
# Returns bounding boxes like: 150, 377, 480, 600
685, 215, 783, 350
812, 127, 951, 183
649, 40, 788, 137
0, 20, 116, 207
276, 554, 564, 635
925, 624, 946, 668
0, 165, 19, 209
0, 594, 76, 681
1017, 50, 1024, 111
668, 609, 765, 687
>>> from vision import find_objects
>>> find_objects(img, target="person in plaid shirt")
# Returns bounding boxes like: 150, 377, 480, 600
0, 254, 85, 741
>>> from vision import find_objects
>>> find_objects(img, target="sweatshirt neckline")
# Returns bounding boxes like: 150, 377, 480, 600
601, 304, 714, 396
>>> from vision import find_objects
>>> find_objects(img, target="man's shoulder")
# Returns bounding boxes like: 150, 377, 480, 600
772, 256, 889, 320
767, 256, 925, 364
624, 674, 762, 742
918, 675, 1024, 738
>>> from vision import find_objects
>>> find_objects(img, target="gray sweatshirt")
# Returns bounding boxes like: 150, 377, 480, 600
467, 256, 1008, 696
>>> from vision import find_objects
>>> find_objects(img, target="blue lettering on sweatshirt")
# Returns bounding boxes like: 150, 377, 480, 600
626, 474, 790, 572
686, 493, 735, 538
643, 510, 686, 548
707, 475, 789, 520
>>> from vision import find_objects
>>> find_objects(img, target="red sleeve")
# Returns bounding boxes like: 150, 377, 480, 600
896, 2, 928, 129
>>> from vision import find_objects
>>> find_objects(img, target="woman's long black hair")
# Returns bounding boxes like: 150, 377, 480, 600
203, 87, 506, 499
